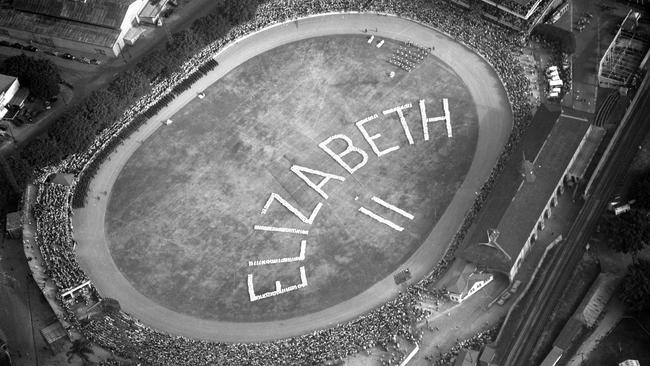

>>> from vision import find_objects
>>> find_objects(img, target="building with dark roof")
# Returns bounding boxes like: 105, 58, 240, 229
0, 0, 151, 58
460, 115, 592, 280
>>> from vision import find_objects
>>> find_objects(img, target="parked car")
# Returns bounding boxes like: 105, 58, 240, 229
90, 58, 101, 65
62, 53, 74, 60
509, 280, 522, 293
24, 45, 39, 52
497, 291, 512, 306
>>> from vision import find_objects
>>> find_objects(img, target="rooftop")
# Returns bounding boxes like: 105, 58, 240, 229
448, 263, 492, 297
0, 10, 121, 48
12, 0, 135, 30
0, 73, 17, 92
460, 115, 590, 273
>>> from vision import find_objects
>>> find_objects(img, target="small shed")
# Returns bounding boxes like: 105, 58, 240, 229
5, 211, 21, 239
8, 88, 29, 108
40, 321, 68, 352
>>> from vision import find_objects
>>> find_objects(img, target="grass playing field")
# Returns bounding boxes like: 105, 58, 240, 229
105, 34, 478, 322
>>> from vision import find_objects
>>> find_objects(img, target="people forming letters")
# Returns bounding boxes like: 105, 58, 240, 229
247, 98, 452, 302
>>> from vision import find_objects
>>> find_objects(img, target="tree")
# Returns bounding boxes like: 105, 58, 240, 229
221, 0, 261, 24
0, 54, 61, 99
108, 69, 151, 105
191, 11, 231, 42
66, 338, 94, 363
620, 259, 650, 313
20, 135, 63, 168
599, 210, 650, 259
630, 170, 650, 210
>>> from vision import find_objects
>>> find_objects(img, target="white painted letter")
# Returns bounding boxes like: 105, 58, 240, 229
356, 114, 400, 157
358, 196, 415, 232
420, 98, 452, 139
261, 193, 322, 225
383, 103, 414, 145
290, 165, 345, 200
248, 266, 308, 302
248, 240, 306, 266
319, 134, 369, 174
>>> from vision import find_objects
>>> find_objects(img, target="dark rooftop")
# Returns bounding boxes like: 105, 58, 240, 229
13, 0, 134, 30
460, 115, 590, 273
0, 9, 120, 48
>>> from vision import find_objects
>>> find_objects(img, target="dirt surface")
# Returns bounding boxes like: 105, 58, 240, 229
72, 13, 512, 342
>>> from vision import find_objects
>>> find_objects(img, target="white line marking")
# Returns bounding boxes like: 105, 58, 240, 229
371, 196, 414, 220
253, 225, 308, 235
358, 207, 404, 231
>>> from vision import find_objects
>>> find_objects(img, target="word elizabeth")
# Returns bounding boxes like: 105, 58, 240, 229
247, 98, 452, 301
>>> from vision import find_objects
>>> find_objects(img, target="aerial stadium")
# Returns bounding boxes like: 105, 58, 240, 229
23, 1, 539, 364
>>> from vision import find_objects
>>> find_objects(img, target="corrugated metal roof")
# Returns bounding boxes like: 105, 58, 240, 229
0, 10, 120, 47
13, 0, 134, 29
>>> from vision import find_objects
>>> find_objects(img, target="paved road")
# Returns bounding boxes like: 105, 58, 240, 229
501, 76, 650, 366
72, 13, 513, 342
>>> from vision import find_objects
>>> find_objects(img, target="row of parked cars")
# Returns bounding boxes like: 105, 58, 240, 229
0, 40, 101, 65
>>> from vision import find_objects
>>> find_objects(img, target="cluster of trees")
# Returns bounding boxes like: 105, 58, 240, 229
620, 259, 650, 313
601, 171, 650, 313
599, 210, 650, 259
630, 170, 650, 209
0, 54, 62, 100
21, 68, 151, 170
137, 0, 261, 81
0, 0, 262, 203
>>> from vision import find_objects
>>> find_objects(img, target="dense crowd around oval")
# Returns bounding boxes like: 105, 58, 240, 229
28, 0, 534, 364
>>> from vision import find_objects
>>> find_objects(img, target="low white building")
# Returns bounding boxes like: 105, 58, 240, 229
619, 360, 640, 366
0, 74, 20, 120
448, 263, 493, 303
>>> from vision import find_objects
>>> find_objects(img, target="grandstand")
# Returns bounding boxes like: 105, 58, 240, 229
459, 115, 592, 280
447, 0, 560, 31
598, 10, 650, 88
17, 0, 538, 363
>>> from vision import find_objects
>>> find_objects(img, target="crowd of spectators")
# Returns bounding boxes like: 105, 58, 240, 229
32, 183, 88, 291
27, 0, 537, 364
427, 324, 500, 365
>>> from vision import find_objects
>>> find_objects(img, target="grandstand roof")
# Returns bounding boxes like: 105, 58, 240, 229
460, 115, 590, 273
0, 10, 121, 48
12, 0, 135, 30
